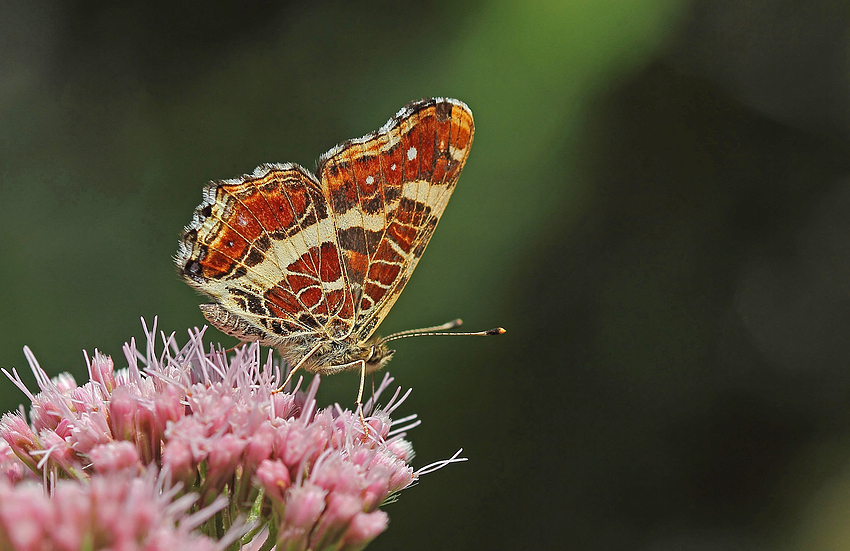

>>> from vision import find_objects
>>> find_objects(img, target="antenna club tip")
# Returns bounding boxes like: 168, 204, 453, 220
487, 327, 507, 335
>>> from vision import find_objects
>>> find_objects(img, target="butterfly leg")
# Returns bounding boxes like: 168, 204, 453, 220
273, 342, 322, 393
312, 359, 371, 437
356, 359, 369, 437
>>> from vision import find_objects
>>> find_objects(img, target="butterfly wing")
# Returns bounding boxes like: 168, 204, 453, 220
317, 98, 474, 340
176, 163, 356, 341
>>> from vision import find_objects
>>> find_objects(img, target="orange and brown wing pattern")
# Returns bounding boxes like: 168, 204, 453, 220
176, 163, 356, 340
317, 98, 474, 339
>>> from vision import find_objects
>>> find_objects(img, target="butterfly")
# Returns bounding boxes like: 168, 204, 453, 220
176, 98, 503, 407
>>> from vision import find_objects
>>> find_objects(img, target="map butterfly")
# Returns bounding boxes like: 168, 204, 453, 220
176, 98, 503, 404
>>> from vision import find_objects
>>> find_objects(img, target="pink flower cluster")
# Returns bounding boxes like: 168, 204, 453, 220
0, 470, 227, 551
0, 320, 463, 550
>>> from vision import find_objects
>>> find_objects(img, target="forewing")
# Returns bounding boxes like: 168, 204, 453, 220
317, 98, 474, 339
176, 163, 355, 340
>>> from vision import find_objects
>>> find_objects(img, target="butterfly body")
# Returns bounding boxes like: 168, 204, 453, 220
198, 301, 394, 374
176, 98, 473, 375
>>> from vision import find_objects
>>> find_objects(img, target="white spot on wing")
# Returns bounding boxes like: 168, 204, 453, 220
407, 147, 417, 161
449, 146, 466, 162
391, 164, 397, 171
366, 175, 374, 185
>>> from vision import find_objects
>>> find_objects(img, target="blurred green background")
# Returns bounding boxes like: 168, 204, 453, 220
5, 0, 850, 549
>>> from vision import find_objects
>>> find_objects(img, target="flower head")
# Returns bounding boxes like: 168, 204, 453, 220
0, 470, 222, 551
0, 319, 466, 549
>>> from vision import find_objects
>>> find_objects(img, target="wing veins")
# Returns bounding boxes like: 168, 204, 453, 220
276, 183, 329, 331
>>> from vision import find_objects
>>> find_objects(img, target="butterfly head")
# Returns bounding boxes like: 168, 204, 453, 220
290, 337, 396, 375
364, 341, 395, 373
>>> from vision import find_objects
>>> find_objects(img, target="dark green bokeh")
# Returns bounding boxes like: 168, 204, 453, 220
5, 1, 850, 549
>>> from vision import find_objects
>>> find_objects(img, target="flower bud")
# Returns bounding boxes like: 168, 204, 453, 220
162, 439, 196, 486
153, 385, 184, 439
339, 510, 389, 551
310, 493, 363, 551
244, 422, 275, 470
203, 433, 246, 493
386, 438, 415, 462
256, 459, 290, 503
38, 429, 81, 476
108, 387, 137, 442
89, 441, 141, 474
69, 410, 112, 454
0, 414, 40, 472
29, 394, 62, 432
89, 352, 115, 393
277, 482, 327, 549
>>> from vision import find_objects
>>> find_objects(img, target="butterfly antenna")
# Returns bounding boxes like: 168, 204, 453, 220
385, 318, 463, 336
379, 319, 506, 345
